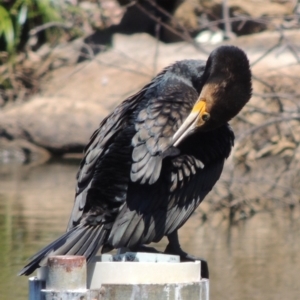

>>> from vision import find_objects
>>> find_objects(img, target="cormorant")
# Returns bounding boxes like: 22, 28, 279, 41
19, 45, 252, 279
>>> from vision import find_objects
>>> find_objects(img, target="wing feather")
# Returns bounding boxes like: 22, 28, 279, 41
130, 82, 199, 185
66, 66, 174, 231
114, 124, 234, 247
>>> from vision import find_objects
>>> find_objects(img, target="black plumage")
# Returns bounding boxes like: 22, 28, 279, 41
19, 45, 252, 278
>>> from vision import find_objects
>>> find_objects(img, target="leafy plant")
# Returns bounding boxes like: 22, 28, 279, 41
0, 4, 14, 53
0, 0, 62, 55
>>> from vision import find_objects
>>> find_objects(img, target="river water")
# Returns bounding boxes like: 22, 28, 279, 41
0, 159, 299, 300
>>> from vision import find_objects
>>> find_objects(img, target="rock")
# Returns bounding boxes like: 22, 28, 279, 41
0, 138, 50, 165
40, 33, 209, 115
0, 96, 108, 153
1, 30, 300, 163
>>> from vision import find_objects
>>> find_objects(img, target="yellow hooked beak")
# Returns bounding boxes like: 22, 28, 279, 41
172, 98, 210, 147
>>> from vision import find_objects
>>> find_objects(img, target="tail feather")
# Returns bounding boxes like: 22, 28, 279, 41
65, 227, 94, 255
89, 231, 108, 259
19, 225, 107, 276
49, 226, 89, 257
84, 226, 108, 259
72, 226, 99, 257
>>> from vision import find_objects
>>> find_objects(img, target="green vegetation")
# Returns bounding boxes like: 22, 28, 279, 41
0, 0, 61, 56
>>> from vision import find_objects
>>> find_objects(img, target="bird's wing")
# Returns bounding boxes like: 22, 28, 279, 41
109, 156, 226, 247
130, 81, 200, 185
67, 68, 171, 231
109, 125, 234, 247
158, 124, 234, 236
160, 125, 234, 235
67, 111, 131, 230
161, 156, 225, 234
68, 65, 203, 232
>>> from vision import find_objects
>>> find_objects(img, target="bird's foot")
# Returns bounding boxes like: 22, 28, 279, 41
164, 243, 209, 279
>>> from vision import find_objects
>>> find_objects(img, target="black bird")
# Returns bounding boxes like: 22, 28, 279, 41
19, 45, 252, 278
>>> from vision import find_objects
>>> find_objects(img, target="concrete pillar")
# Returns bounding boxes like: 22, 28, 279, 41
29, 254, 209, 300
87, 253, 209, 300
41, 255, 87, 300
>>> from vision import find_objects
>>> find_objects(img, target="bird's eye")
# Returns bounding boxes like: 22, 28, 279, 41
202, 113, 210, 122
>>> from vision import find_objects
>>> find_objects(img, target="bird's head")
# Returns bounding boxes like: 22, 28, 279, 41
173, 45, 252, 146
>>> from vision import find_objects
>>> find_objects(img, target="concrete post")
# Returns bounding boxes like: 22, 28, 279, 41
28, 254, 209, 300
41, 255, 87, 300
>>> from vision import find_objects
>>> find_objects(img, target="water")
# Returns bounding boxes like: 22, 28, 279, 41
0, 160, 299, 300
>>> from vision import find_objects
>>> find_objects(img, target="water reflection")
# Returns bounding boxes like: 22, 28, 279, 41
0, 160, 299, 300
0, 160, 77, 299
